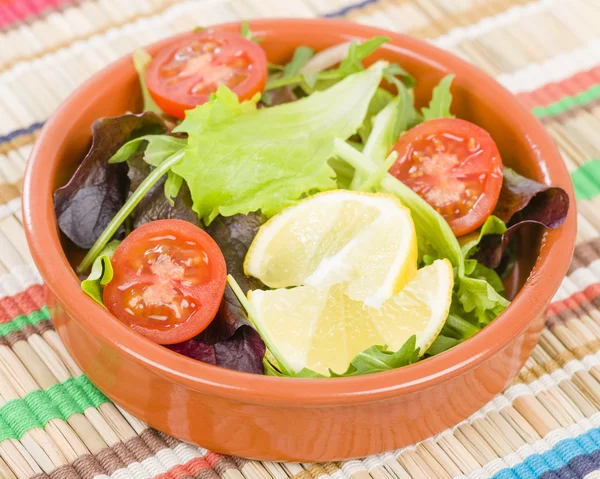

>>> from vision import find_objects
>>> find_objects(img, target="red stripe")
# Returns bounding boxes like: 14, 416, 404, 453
546, 282, 600, 317
203, 451, 225, 467
516, 65, 600, 108
0, 284, 45, 322
153, 456, 214, 479
0, 0, 76, 29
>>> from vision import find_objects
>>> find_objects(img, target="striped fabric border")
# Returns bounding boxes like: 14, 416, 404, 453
3, 0, 600, 478
0, 237, 598, 477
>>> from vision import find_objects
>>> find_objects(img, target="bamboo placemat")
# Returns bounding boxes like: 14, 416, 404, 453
2, 0, 600, 477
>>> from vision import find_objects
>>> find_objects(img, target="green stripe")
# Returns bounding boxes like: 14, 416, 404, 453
571, 160, 600, 201
0, 304, 111, 441
0, 375, 109, 441
532, 84, 600, 118
0, 306, 49, 337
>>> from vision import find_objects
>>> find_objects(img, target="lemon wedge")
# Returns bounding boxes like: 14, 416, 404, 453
244, 190, 417, 307
248, 259, 454, 376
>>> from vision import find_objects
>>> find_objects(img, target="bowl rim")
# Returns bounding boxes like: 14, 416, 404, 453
23, 18, 577, 407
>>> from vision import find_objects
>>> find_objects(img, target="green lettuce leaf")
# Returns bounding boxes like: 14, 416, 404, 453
143, 136, 187, 167
425, 335, 460, 356
358, 87, 394, 144
363, 82, 418, 162
240, 21, 261, 44
264, 46, 314, 95
457, 274, 509, 326
465, 261, 505, 294
333, 139, 508, 329
383, 63, 416, 89
109, 135, 186, 167
334, 36, 390, 76
81, 240, 120, 306
351, 83, 418, 188
282, 46, 315, 79
172, 62, 386, 224
164, 171, 183, 206
421, 74, 455, 121
264, 36, 414, 93
461, 215, 507, 260
334, 139, 462, 267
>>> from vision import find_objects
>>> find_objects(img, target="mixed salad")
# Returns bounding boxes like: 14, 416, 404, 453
54, 25, 569, 378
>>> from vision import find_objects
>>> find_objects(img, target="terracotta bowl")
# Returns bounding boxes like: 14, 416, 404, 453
23, 18, 576, 462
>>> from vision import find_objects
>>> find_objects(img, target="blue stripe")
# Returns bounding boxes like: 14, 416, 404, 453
323, 0, 379, 18
538, 450, 600, 479
0, 122, 44, 145
491, 429, 600, 479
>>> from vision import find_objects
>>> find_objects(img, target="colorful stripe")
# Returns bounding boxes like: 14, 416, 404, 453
571, 161, 600, 201
0, 374, 108, 442
492, 431, 600, 479
0, 238, 593, 475
323, 0, 380, 18
0, 122, 43, 146
0, 0, 78, 29
2, 2, 600, 478
532, 85, 600, 118
0, 284, 45, 322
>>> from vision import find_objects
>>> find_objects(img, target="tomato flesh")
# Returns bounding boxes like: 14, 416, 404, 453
104, 220, 226, 344
146, 31, 267, 119
389, 118, 503, 236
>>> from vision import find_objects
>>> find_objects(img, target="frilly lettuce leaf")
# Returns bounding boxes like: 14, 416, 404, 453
351, 82, 419, 188
460, 215, 507, 260
171, 62, 386, 224
421, 74, 455, 121
472, 168, 570, 273
81, 240, 121, 306
333, 138, 507, 329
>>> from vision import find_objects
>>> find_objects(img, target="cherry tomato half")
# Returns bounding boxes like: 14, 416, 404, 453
146, 31, 267, 119
389, 118, 504, 237
104, 219, 227, 345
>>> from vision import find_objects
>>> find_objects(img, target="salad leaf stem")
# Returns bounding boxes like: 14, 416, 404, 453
77, 150, 184, 273
265, 69, 341, 91
357, 150, 397, 192
445, 313, 480, 339
333, 138, 462, 268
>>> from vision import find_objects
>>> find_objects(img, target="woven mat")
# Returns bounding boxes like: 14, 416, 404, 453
2, 0, 600, 478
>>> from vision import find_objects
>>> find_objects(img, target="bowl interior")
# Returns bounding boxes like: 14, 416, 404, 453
27, 19, 575, 404
55, 24, 541, 297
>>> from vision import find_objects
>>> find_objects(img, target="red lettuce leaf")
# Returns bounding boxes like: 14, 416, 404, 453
167, 286, 265, 374
54, 113, 166, 249
127, 150, 200, 228
168, 214, 267, 374
259, 86, 298, 108
474, 167, 569, 270
205, 212, 266, 292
